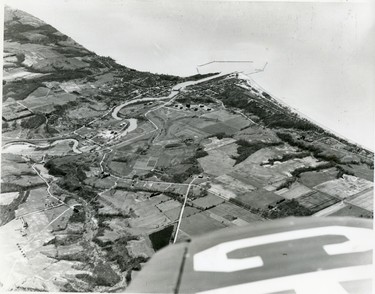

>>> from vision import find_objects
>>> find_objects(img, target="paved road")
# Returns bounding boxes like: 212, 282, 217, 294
112, 95, 175, 120
109, 72, 227, 149
112, 72, 226, 120
31, 163, 71, 208
173, 177, 197, 244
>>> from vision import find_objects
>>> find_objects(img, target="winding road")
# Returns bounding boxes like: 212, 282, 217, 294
3, 72, 226, 158
111, 72, 226, 121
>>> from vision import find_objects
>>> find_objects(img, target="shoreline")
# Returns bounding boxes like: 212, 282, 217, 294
236, 72, 374, 152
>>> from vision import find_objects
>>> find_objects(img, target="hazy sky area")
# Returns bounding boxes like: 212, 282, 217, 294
4, 0, 375, 150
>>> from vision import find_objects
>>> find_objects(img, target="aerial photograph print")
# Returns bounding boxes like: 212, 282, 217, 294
0, 0, 374, 293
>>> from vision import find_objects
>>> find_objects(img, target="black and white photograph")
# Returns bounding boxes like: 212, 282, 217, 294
0, 0, 374, 293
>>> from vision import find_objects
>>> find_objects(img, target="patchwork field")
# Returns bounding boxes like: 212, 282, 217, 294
236, 189, 285, 209
198, 141, 238, 176
340, 163, 374, 182
346, 189, 373, 211
278, 183, 313, 199
23, 90, 77, 114
297, 192, 340, 213
208, 184, 237, 200
166, 206, 199, 222
15, 188, 50, 216
314, 175, 373, 199
2, 8, 374, 291
207, 202, 264, 223
203, 137, 236, 151
2, 101, 33, 121
201, 109, 239, 122
215, 174, 257, 195
192, 194, 224, 209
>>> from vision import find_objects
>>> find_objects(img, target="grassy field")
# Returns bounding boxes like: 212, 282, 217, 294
126, 238, 154, 258
109, 161, 133, 176
165, 206, 200, 222
234, 125, 281, 144
314, 175, 373, 199
0, 192, 19, 206
216, 174, 256, 194
208, 184, 237, 200
97, 190, 174, 234
156, 199, 181, 212
330, 204, 373, 218
207, 202, 263, 223
297, 191, 340, 213
192, 194, 224, 209
198, 142, 238, 177
15, 188, 49, 216
299, 168, 339, 187
23, 91, 77, 114
222, 116, 251, 131
67, 104, 102, 120
279, 182, 313, 199
201, 122, 237, 136
346, 189, 373, 211
179, 211, 227, 237
201, 109, 237, 122
339, 163, 374, 182
236, 189, 285, 209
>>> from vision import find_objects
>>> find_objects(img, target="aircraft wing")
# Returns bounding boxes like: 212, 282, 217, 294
126, 217, 373, 294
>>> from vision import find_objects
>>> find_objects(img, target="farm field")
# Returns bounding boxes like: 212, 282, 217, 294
236, 189, 285, 209
2, 141, 76, 159
215, 174, 256, 195
23, 91, 77, 114
314, 175, 373, 199
156, 199, 181, 212
297, 191, 340, 213
0, 218, 74, 290
299, 168, 339, 187
339, 163, 374, 181
208, 183, 237, 200
203, 137, 236, 151
207, 202, 264, 223
278, 183, 313, 199
201, 122, 237, 136
198, 142, 238, 176
346, 189, 373, 211
0, 192, 19, 205
3, 67, 47, 81
1, 7, 374, 292
192, 194, 224, 209
166, 206, 200, 222
15, 187, 51, 216
67, 104, 103, 120
126, 239, 154, 259
179, 211, 227, 237
2, 102, 34, 121
1, 154, 45, 190
234, 125, 281, 143
329, 204, 373, 218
